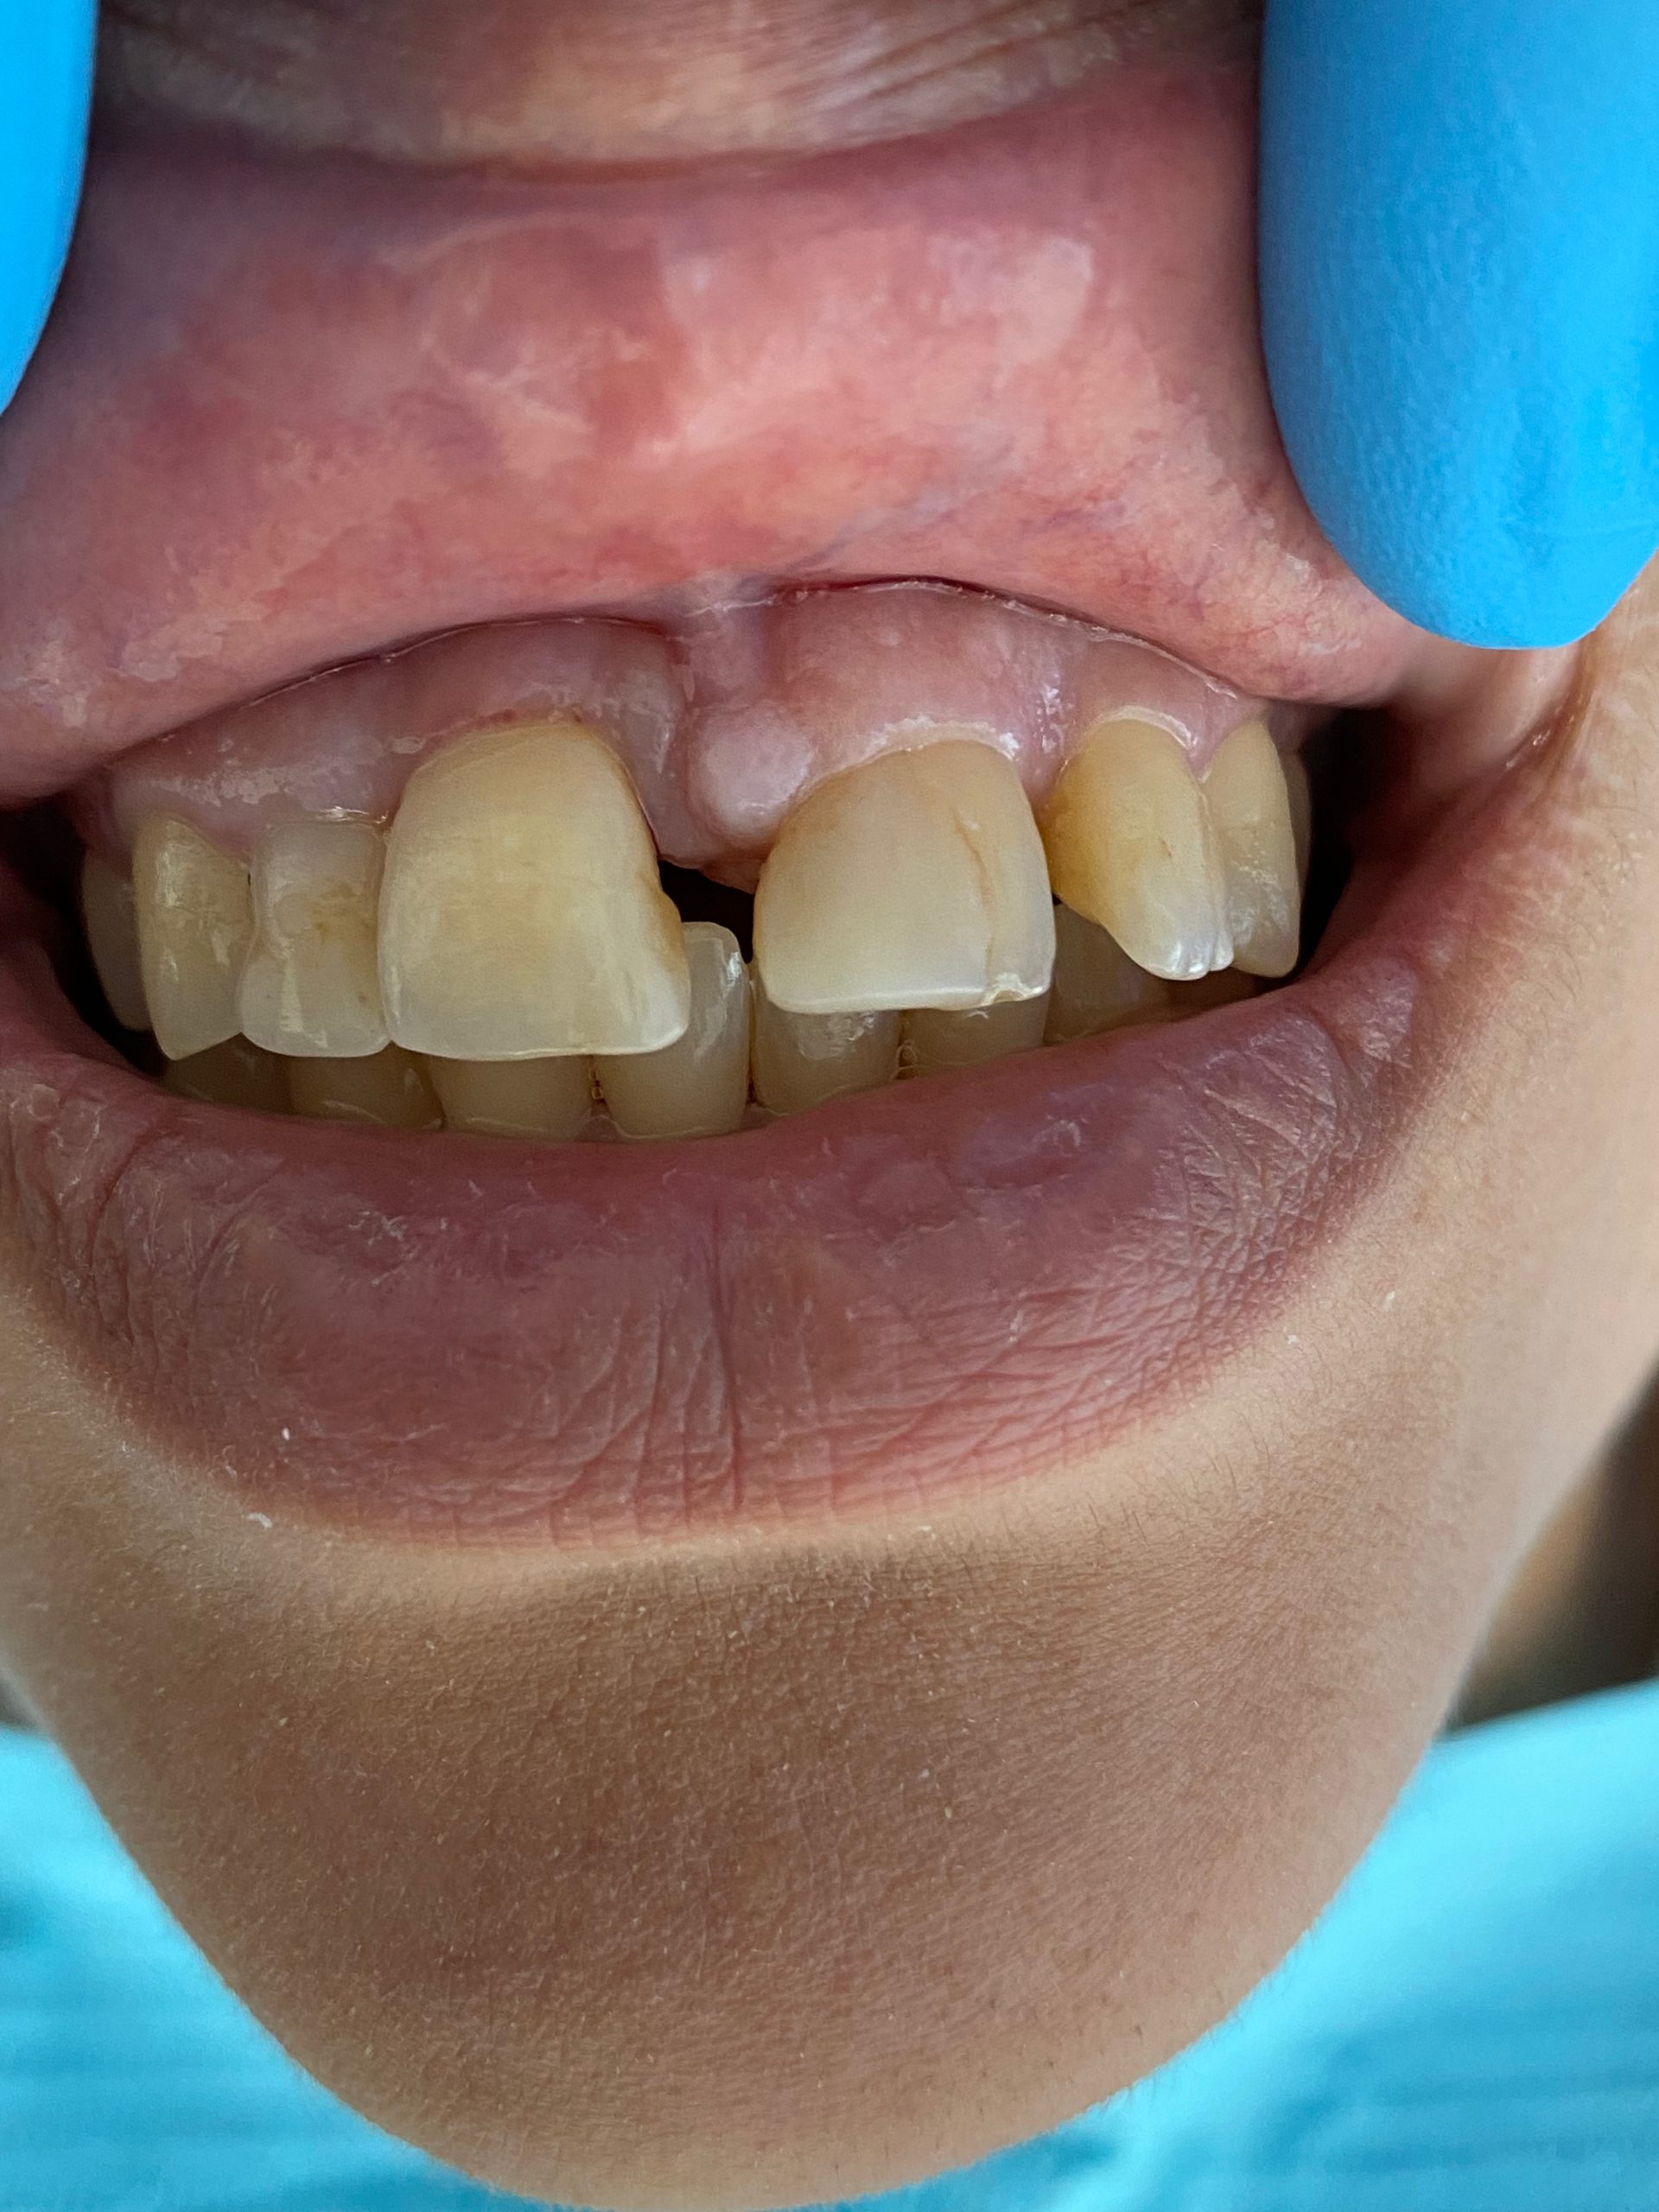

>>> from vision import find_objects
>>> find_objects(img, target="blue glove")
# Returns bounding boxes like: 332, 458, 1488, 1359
0, 0, 97, 416
1261, 1, 1659, 649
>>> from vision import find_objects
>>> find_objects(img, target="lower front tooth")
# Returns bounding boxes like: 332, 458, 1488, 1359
238, 818, 390, 1058
1039, 717, 1231, 982
1203, 721, 1300, 979
133, 817, 255, 1061
751, 975, 900, 1116
378, 721, 691, 1060
287, 1046, 444, 1130
80, 854, 150, 1033
753, 738, 1055, 1014
162, 1037, 292, 1114
1045, 903, 1173, 1043
428, 1055, 594, 1141
905, 995, 1050, 1076
597, 923, 752, 1140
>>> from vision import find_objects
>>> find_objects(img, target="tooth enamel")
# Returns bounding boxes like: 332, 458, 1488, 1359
751, 973, 900, 1116
79, 853, 150, 1033
132, 817, 257, 1061
428, 1055, 594, 1141
162, 1037, 292, 1114
597, 923, 752, 1139
753, 738, 1055, 1015
1167, 968, 1259, 1016
1038, 717, 1230, 983
1044, 903, 1173, 1043
905, 995, 1050, 1077
1203, 721, 1301, 979
287, 1047, 445, 1130
1283, 749, 1313, 892
378, 721, 691, 1060
238, 817, 390, 1058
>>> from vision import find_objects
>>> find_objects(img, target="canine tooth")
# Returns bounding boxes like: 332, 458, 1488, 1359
1039, 718, 1230, 982
287, 1047, 444, 1130
905, 995, 1050, 1077
751, 974, 900, 1116
162, 1037, 291, 1115
238, 818, 389, 1058
133, 817, 255, 1061
1204, 721, 1300, 979
597, 923, 752, 1140
753, 738, 1054, 1015
1284, 749, 1313, 891
1044, 904, 1173, 1043
378, 721, 690, 1060
79, 853, 149, 1032
428, 1056, 594, 1141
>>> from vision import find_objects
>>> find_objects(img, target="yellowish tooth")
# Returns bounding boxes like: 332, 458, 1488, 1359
751, 973, 900, 1116
1283, 749, 1313, 892
238, 818, 390, 1058
753, 738, 1054, 1014
1039, 717, 1230, 983
378, 721, 690, 1060
1044, 903, 1173, 1044
1167, 968, 1260, 1018
428, 1056, 594, 1141
79, 852, 149, 1032
162, 1037, 292, 1115
597, 923, 752, 1140
905, 995, 1050, 1077
132, 817, 255, 1061
1203, 721, 1301, 979
287, 1046, 444, 1130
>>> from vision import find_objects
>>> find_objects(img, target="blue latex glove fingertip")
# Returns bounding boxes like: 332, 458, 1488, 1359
0, 0, 97, 416
1261, 0, 1659, 650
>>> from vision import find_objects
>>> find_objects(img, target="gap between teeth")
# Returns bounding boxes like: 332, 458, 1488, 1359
92, 714, 1306, 1137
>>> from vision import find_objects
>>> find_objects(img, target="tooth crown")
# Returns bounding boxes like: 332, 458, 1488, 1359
133, 817, 256, 1061
753, 737, 1056, 1014
597, 922, 753, 1140
378, 721, 691, 1061
239, 817, 390, 1057
1204, 721, 1300, 980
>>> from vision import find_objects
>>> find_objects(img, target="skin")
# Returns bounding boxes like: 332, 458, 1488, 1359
3, 7, 1658, 2209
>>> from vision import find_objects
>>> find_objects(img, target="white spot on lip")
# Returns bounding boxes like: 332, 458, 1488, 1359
246, 1511, 274, 1529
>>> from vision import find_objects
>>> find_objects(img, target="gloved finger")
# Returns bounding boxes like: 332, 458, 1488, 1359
1260, 0, 1659, 651
0, 0, 98, 416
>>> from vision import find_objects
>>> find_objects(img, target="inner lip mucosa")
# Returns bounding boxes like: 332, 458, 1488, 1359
50, 574, 1333, 1145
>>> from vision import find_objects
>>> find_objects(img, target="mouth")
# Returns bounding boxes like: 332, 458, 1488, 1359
0, 12, 1591, 1547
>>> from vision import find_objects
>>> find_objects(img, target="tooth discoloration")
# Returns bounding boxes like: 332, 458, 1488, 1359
80, 852, 149, 1033
598, 923, 752, 1140
753, 738, 1055, 1015
163, 1036, 292, 1115
288, 1046, 445, 1130
133, 816, 255, 1061
378, 721, 690, 1061
1044, 903, 1173, 1043
751, 974, 901, 1116
239, 817, 390, 1058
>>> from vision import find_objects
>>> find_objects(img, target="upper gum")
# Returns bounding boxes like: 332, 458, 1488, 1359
73, 579, 1284, 879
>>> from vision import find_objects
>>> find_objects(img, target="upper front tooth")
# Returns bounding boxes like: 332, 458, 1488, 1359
133, 817, 256, 1061
1203, 721, 1300, 979
1283, 749, 1313, 892
597, 921, 753, 1140
1039, 717, 1231, 982
238, 817, 390, 1057
378, 721, 691, 1060
752, 737, 1055, 1015
79, 853, 150, 1033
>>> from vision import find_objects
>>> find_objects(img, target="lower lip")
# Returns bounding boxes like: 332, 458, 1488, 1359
0, 770, 1496, 1553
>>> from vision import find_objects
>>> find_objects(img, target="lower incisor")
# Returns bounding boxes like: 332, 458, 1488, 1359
751, 975, 902, 1116
598, 923, 753, 1140
1045, 904, 1173, 1044
906, 995, 1051, 1076
288, 1047, 444, 1131
428, 1056, 594, 1141
163, 1037, 292, 1115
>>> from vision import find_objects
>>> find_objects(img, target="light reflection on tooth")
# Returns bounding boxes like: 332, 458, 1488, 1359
238, 817, 390, 1057
1039, 717, 1231, 983
378, 721, 691, 1060
1204, 721, 1300, 979
288, 1046, 444, 1130
133, 816, 255, 1061
80, 853, 150, 1032
1044, 903, 1173, 1044
751, 972, 900, 1116
429, 1056, 594, 1141
753, 738, 1055, 1014
905, 995, 1050, 1077
597, 923, 752, 1139
163, 1037, 291, 1115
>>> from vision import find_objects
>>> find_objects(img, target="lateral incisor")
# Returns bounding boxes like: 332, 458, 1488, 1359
753, 736, 1055, 1015
238, 817, 390, 1058
132, 817, 256, 1062
378, 721, 691, 1060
